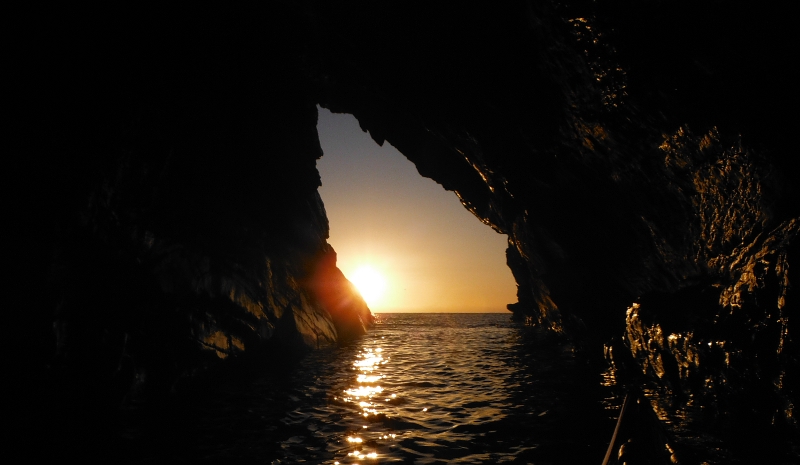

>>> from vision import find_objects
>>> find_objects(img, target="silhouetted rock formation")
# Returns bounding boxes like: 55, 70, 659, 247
307, 2, 798, 461
12, 4, 372, 421
11, 1, 797, 461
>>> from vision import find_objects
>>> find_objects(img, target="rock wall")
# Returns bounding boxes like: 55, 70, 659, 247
13, 3, 371, 415
305, 0, 798, 459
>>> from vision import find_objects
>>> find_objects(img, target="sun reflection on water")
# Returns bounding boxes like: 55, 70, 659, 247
357, 374, 382, 383
334, 343, 399, 464
270, 314, 617, 464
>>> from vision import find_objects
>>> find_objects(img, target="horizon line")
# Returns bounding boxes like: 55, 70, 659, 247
371, 310, 511, 314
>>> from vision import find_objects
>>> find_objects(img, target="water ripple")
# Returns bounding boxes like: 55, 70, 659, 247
269, 313, 613, 464
120, 313, 614, 464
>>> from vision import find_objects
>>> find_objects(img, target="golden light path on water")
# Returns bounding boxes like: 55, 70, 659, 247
335, 346, 392, 463
122, 314, 623, 462
266, 313, 618, 464
325, 315, 524, 464
327, 319, 512, 464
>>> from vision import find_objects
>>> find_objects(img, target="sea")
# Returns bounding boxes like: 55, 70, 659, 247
121, 313, 620, 464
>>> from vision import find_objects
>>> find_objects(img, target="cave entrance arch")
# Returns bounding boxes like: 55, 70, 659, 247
315, 107, 517, 314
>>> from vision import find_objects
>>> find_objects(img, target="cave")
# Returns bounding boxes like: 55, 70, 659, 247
10, 1, 798, 462
316, 106, 517, 314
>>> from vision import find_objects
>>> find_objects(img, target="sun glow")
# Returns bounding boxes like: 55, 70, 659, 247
350, 265, 387, 306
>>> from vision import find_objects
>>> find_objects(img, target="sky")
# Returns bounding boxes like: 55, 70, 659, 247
316, 107, 517, 313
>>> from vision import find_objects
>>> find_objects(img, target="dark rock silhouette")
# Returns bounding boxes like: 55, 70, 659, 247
9, 1, 797, 462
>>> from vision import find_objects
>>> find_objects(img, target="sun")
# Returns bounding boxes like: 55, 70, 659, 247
350, 265, 387, 306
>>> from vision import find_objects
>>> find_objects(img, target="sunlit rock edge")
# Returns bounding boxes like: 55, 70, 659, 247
13, 4, 374, 422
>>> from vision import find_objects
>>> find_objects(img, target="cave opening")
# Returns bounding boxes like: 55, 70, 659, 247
315, 107, 517, 314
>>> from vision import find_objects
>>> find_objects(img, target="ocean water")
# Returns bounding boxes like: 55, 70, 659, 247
124, 313, 617, 464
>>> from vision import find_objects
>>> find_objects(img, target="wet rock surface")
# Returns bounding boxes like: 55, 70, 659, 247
11, 3, 372, 454
307, 2, 798, 461
11, 1, 798, 462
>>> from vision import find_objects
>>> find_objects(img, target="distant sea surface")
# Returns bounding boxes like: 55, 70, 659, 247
124, 313, 616, 464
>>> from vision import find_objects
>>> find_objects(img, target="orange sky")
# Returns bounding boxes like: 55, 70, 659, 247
316, 108, 516, 313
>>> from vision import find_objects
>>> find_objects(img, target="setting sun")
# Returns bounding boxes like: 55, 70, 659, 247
350, 265, 387, 307
318, 108, 518, 312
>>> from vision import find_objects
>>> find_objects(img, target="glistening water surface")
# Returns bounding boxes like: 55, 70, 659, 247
125, 313, 615, 464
